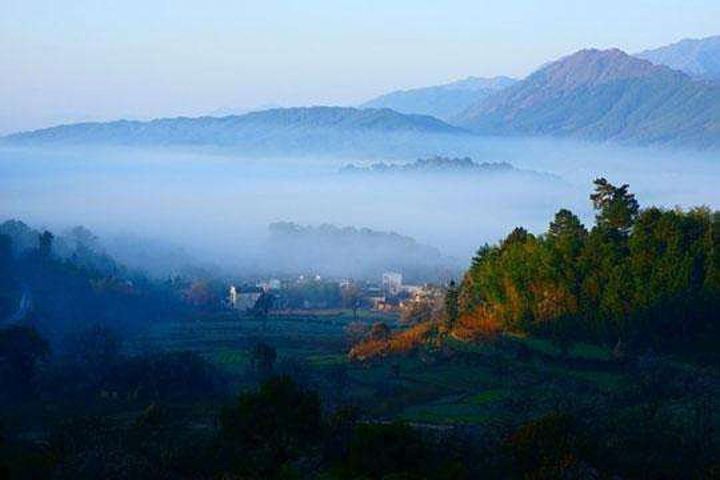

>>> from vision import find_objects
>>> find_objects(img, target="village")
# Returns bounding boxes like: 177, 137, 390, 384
226, 271, 446, 325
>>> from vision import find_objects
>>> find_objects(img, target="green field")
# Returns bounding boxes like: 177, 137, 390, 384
126, 308, 709, 432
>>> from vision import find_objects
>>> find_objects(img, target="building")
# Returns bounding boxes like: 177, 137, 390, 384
228, 285, 264, 312
382, 272, 403, 296
257, 278, 282, 291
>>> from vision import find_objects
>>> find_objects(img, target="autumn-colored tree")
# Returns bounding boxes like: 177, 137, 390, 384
451, 180, 720, 346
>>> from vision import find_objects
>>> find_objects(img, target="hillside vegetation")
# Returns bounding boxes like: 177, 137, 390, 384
354, 178, 720, 358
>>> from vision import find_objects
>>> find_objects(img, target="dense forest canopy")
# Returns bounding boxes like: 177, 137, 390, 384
454, 178, 720, 347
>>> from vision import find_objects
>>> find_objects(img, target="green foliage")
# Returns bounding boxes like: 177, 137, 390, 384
218, 376, 322, 477
332, 421, 468, 479
444, 281, 460, 328
590, 177, 639, 234
250, 342, 277, 379
38, 230, 54, 258
342, 422, 429, 478
0, 423, 7, 480
0, 325, 50, 401
505, 412, 592, 479
65, 324, 121, 368
460, 179, 720, 347
251, 291, 275, 318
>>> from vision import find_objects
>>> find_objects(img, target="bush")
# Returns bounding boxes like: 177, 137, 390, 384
218, 376, 322, 477
0, 325, 49, 402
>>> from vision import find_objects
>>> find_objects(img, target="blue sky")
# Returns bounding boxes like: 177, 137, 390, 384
1, 0, 719, 133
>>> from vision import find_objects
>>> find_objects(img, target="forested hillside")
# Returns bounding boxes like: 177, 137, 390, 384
454, 178, 720, 348
352, 178, 720, 359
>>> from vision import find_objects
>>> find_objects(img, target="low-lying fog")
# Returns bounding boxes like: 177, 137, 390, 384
1, 138, 719, 278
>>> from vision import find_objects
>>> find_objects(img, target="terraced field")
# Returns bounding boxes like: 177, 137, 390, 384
127, 310, 714, 432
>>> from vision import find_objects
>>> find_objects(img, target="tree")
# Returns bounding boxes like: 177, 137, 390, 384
67, 324, 120, 367
0, 421, 8, 480
400, 297, 437, 325
183, 281, 215, 307
219, 376, 322, 476
251, 291, 274, 319
250, 342, 277, 379
344, 321, 369, 347
590, 178, 639, 234
456, 179, 720, 346
0, 326, 50, 400
65, 324, 121, 386
506, 412, 591, 479
0, 235, 11, 267
0, 235, 13, 292
548, 209, 587, 245
370, 322, 391, 341
38, 230, 54, 258
444, 281, 460, 328
502, 227, 532, 248
342, 422, 429, 478
341, 282, 361, 321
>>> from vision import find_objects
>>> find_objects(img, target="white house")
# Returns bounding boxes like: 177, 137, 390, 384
228, 285, 263, 312
382, 272, 403, 296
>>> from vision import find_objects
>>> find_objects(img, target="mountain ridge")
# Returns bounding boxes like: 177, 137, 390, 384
455, 48, 720, 147
2, 106, 467, 146
637, 35, 720, 81
361, 76, 516, 121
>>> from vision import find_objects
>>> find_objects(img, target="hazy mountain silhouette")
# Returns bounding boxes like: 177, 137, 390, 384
455, 48, 720, 148
362, 76, 516, 121
637, 35, 720, 82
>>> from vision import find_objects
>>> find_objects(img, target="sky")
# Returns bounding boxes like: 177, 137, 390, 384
1, 0, 719, 134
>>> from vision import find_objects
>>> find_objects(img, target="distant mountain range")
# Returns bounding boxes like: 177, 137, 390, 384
455, 48, 720, 148
637, 35, 720, 82
5, 38, 720, 151
361, 76, 516, 121
5, 106, 463, 141
2, 107, 468, 155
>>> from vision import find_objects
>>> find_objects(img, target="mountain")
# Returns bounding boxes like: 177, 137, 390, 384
2, 107, 469, 156
361, 76, 516, 121
637, 35, 720, 82
455, 48, 720, 148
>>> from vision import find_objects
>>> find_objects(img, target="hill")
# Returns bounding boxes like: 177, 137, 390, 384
637, 35, 720, 82
2, 107, 469, 156
262, 222, 458, 282
340, 156, 515, 175
455, 48, 720, 148
361, 76, 516, 121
